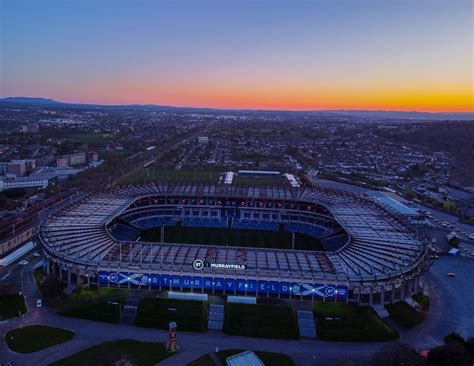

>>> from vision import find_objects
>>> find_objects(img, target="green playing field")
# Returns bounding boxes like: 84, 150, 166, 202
138, 226, 324, 251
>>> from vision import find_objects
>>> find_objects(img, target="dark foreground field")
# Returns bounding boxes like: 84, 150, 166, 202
135, 297, 208, 332
50, 340, 170, 366
6, 325, 75, 353
313, 303, 398, 342
224, 302, 299, 339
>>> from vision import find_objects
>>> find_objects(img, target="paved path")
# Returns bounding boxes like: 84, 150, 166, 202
2, 253, 474, 365
1, 311, 381, 366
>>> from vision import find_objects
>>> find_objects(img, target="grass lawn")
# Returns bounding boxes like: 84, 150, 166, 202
67, 285, 128, 303
136, 297, 208, 332
412, 294, 430, 311
140, 226, 324, 251
50, 339, 170, 366
65, 132, 113, 147
59, 297, 126, 324
386, 302, 424, 329
216, 349, 295, 366
6, 325, 74, 353
233, 174, 287, 186
122, 168, 222, 184
0, 293, 26, 320
187, 354, 217, 366
224, 303, 299, 339
313, 303, 398, 342
51, 285, 128, 308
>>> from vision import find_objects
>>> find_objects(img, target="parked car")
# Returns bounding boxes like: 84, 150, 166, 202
33, 252, 40, 257
19, 260, 29, 266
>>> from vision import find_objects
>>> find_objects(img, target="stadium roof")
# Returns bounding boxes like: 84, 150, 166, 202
39, 182, 424, 283
238, 170, 280, 175
284, 173, 300, 188
366, 191, 420, 217
224, 171, 235, 184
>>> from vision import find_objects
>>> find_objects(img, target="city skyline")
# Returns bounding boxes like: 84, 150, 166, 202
1, 0, 473, 112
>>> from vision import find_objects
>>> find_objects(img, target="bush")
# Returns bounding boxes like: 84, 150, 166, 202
0, 293, 26, 320
59, 298, 125, 323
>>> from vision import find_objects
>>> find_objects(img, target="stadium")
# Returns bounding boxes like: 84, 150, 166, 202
38, 179, 432, 306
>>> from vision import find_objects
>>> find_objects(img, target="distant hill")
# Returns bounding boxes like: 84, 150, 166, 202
0, 96, 472, 120
0, 97, 61, 104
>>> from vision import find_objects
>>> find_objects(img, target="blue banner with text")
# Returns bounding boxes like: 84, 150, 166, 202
98, 271, 347, 299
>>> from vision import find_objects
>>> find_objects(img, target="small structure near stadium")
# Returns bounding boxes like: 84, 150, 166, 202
226, 351, 264, 366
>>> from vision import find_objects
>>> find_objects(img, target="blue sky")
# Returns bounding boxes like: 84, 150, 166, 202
1, 0, 472, 111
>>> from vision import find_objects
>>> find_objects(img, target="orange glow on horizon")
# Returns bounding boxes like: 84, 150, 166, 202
60, 86, 473, 113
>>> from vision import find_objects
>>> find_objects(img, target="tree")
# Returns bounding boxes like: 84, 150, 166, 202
427, 342, 472, 366
464, 338, 474, 359
0, 194, 6, 209
372, 342, 425, 366
2, 188, 26, 198
38, 275, 64, 298
444, 333, 465, 344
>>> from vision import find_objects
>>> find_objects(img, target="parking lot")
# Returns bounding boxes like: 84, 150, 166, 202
426, 255, 474, 341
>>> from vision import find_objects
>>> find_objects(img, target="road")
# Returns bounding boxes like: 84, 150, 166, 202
114, 126, 207, 185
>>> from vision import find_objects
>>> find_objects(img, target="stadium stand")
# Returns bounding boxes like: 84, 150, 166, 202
39, 182, 433, 306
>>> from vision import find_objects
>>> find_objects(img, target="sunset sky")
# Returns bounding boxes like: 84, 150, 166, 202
1, 0, 473, 112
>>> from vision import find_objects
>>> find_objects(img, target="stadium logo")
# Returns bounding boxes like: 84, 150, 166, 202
325, 286, 336, 296
292, 285, 301, 294
193, 259, 204, 270
140, 275, 149, 284
109, 272, 119, 283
